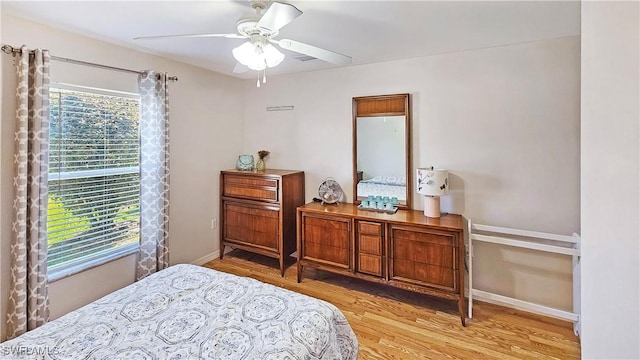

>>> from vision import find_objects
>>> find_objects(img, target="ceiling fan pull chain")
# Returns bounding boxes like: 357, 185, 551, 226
256, 74, 261, 88
263, 69, 267, 84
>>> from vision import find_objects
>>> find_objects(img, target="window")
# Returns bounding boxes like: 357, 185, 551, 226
47, 85, 141, 280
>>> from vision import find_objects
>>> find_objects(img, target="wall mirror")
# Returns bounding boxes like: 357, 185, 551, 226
353, 93, 411, 209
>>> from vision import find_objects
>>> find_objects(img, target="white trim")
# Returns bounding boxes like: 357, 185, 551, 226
191, 251, 220, 266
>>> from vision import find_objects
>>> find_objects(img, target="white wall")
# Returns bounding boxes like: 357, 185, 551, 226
242, 36, 581, 311
47, 256, 136, 320
581, 1, 640, 359
0, 14, 244, 340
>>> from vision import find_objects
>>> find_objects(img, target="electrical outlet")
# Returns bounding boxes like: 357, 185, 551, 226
211, 219, 217, 229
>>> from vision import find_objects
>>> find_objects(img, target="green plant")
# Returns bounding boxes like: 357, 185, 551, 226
47, 195, 90, 244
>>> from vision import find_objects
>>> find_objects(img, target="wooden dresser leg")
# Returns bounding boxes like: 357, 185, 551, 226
459, 298, 466, 326
280, 256, 285, 277
220, 245, 225, 260
297, 264, 303, 283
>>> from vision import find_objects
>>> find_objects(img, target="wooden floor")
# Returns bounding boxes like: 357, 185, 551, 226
204, 250, 580, 360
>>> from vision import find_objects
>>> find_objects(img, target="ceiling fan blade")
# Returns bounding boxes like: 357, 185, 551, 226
274, 39, 352, 65
256, 2, 302, 32
134, 33, 245, 40
233, 62, 249, 74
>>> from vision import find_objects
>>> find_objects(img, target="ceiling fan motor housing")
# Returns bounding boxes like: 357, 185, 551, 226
236, 18, 278, 39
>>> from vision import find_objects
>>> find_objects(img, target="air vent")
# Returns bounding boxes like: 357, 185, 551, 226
293, 54, 317, 62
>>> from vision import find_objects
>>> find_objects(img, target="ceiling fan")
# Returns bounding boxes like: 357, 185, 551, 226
134, 1, 352, 77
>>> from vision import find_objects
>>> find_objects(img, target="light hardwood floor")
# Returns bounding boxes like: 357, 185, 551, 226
204, 250, 580, 360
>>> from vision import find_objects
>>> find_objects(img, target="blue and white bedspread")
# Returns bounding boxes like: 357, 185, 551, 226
357, 176, 407, 201
357, 182, 407, 201
0, 264, 358, 360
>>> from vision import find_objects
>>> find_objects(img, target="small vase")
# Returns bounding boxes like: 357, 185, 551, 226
256, 158, 266, 171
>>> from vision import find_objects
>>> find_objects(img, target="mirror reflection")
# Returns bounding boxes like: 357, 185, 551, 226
356, 116, 407, 203
353, 93, 411, 209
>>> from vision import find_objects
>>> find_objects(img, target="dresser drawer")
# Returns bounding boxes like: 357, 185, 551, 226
391, 259, 458, 292
358, 253, 382, 277
358, 221, 381, 235
223, 202, 279, 252
358, 234, 382, 256
223, 174, 279, 202
392, 238, 456, 269
300, 214, 351, 268
391, 227, 456, 248
224, 174, 278, 188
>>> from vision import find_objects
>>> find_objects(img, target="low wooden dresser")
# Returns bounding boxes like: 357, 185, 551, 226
297, 202, 466, 325
220, 169, 304, 276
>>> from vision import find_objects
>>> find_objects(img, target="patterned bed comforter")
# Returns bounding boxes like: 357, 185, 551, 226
0, 264, 358, 360
357, 182, 407, 201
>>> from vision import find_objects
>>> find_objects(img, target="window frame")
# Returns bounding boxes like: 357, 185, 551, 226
47, 83, 141, 283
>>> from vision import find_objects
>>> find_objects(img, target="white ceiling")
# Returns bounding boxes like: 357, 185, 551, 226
2, 1, 580, 79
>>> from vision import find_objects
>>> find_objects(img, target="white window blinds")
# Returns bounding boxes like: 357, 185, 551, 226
47, 85, 141, 279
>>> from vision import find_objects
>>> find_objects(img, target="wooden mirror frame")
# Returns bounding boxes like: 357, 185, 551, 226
352, 93, 411, 209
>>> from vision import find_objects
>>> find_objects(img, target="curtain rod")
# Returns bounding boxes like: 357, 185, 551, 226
1, 44, 178, 82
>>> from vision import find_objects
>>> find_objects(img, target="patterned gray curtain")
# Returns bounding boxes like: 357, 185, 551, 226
137, 71, 170, 280
7, 46, 51, 338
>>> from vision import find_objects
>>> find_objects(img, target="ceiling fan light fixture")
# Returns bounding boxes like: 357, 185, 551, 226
232, 41, 258, 66
233, 44, 265, 71
247, 59, 267, 71
233, 38, 284, 71
263, 43, 284, 68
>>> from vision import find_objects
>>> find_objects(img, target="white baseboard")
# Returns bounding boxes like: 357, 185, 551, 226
191, 251, 220, 266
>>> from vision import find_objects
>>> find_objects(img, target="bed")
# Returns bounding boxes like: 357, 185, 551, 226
356, 176, 407, 201
0, 264, 358, 360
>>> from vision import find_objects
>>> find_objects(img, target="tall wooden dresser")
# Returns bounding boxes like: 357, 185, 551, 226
297, 202, 466, 325
220, 169, 305, 276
